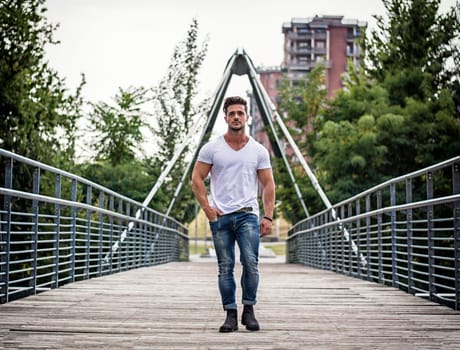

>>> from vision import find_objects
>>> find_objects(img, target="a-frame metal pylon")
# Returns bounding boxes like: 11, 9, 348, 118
111, 48, 367, 267
166, 48, 310, 218
167, 48, 366, 266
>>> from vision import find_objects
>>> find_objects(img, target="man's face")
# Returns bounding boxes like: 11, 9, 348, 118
225, 104, 247, 131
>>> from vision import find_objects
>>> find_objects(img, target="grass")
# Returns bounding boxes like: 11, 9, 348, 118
188, 242, 286, 256
267, 243, 286, 256
189, 242, 212, 256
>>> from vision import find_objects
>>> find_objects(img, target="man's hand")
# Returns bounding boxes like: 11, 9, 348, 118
204, 206, 224, 222
260, 217, 272, 237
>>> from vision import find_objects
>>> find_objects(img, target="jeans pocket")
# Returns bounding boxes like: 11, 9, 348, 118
209, 219, 218, 231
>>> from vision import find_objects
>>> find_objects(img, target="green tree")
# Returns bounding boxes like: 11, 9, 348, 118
275, 65, 328, 221
278, 64, 327, 150
367, 0, 459, 102
311, 0, 460, 208
0, 0, 84, 167
277, 0, 460, 220
152, 18, 208, 163
75, 159, 156, 204
362, 0, 460, 168
148, 18, 209, 223
88, 86, 149, 167
0, 0, 84, 292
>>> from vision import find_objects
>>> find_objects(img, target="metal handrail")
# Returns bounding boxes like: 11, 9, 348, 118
0, 149, 189, 303
287, 157, 460, 310
288, 194, 460, 239
0, 188, 188, 238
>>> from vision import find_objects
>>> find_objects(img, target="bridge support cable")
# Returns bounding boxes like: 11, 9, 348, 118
247, 59, 367, 267
165, 53, 240, 215
105, 116, 206, 263
108, 48, 364, 268
272, 103, 367, 267
241, 52, 310, 218
107, 51, 250, 261
212, 49, 366, 267
165, 49, 310, 218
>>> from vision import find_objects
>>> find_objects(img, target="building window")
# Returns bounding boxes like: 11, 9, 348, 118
297, 27, 310, 35
298, 56, 309, 63
315, 55, 325, 62
298, 41, 310, 49
347, 43, 354, 55
315, 41, 325, 48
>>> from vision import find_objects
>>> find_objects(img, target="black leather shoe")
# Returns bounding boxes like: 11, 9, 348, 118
241, 305, 260, 331
219, 309, 238, 332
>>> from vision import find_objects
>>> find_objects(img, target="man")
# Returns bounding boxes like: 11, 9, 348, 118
191, 96, 275, 332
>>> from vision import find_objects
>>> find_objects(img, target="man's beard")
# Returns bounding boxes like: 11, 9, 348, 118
229, 125, 244, 132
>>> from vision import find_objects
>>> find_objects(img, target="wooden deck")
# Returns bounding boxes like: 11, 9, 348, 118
1, 258, 459, 349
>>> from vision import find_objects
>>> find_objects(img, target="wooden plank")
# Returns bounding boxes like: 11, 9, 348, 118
0, 260, 459, 349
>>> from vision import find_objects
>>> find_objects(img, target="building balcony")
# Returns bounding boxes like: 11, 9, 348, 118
285, 47, 313, 55
286, 32, 312, 40
285, 60, 332, 70
313, 32, 327, 39
313, 47, 327, 55
285, 46, 328, 56
286, 31, 328, 41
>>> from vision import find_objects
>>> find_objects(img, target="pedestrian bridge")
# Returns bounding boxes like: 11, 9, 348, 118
1, 148, 459, 349
1, 49, 460, 348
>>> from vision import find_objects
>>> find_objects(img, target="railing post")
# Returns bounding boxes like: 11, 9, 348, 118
116, 199, 122, 272
347, 202, 353, 276
139, 209, 145, 267
85, 185, 92, 279
31, 167, 40, 295
326, 215, 332, 271
340, 205, 345, 273
365, 194, 371, 281
356, 199, 362, 277
1, 157, 13, 303
142, 210, 148, 266
377, 190, 383, 284
97, 191, 104, 276
330, 210, 336, 272
53, 174, 61, 289
426, 171, 435, 301
70, 179, 77, 282
453, 162, 460, 311
406, 178, 414, 294
108, 195, 114, 274
390, 183, 398, 288
124, 202, 131, 270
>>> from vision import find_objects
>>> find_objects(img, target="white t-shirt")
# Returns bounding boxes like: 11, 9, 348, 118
197, 135, 271, 217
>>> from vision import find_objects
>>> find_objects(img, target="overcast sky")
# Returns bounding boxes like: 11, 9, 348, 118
44, 0, 457, 105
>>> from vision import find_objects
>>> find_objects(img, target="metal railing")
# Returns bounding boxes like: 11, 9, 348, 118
0, 149, 189, 304
287, 157, 460, 310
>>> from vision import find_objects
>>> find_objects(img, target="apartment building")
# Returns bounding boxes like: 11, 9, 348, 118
282, 15, 366, 98
250, 15, 367, 151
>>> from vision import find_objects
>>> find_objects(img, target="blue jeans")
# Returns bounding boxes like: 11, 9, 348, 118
209, 212, 260, 310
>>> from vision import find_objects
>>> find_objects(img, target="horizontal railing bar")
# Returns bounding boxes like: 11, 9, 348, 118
293, 156, 460, 228
0, 187, 188, 239
0, 149, 154, 211
287, 194, 460, 241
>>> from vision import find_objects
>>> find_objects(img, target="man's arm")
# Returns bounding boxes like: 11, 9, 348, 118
191, 161, 222, 221
257, 168, 275, 237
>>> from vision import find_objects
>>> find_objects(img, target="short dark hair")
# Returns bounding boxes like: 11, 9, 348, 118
223, 96, 247, 114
